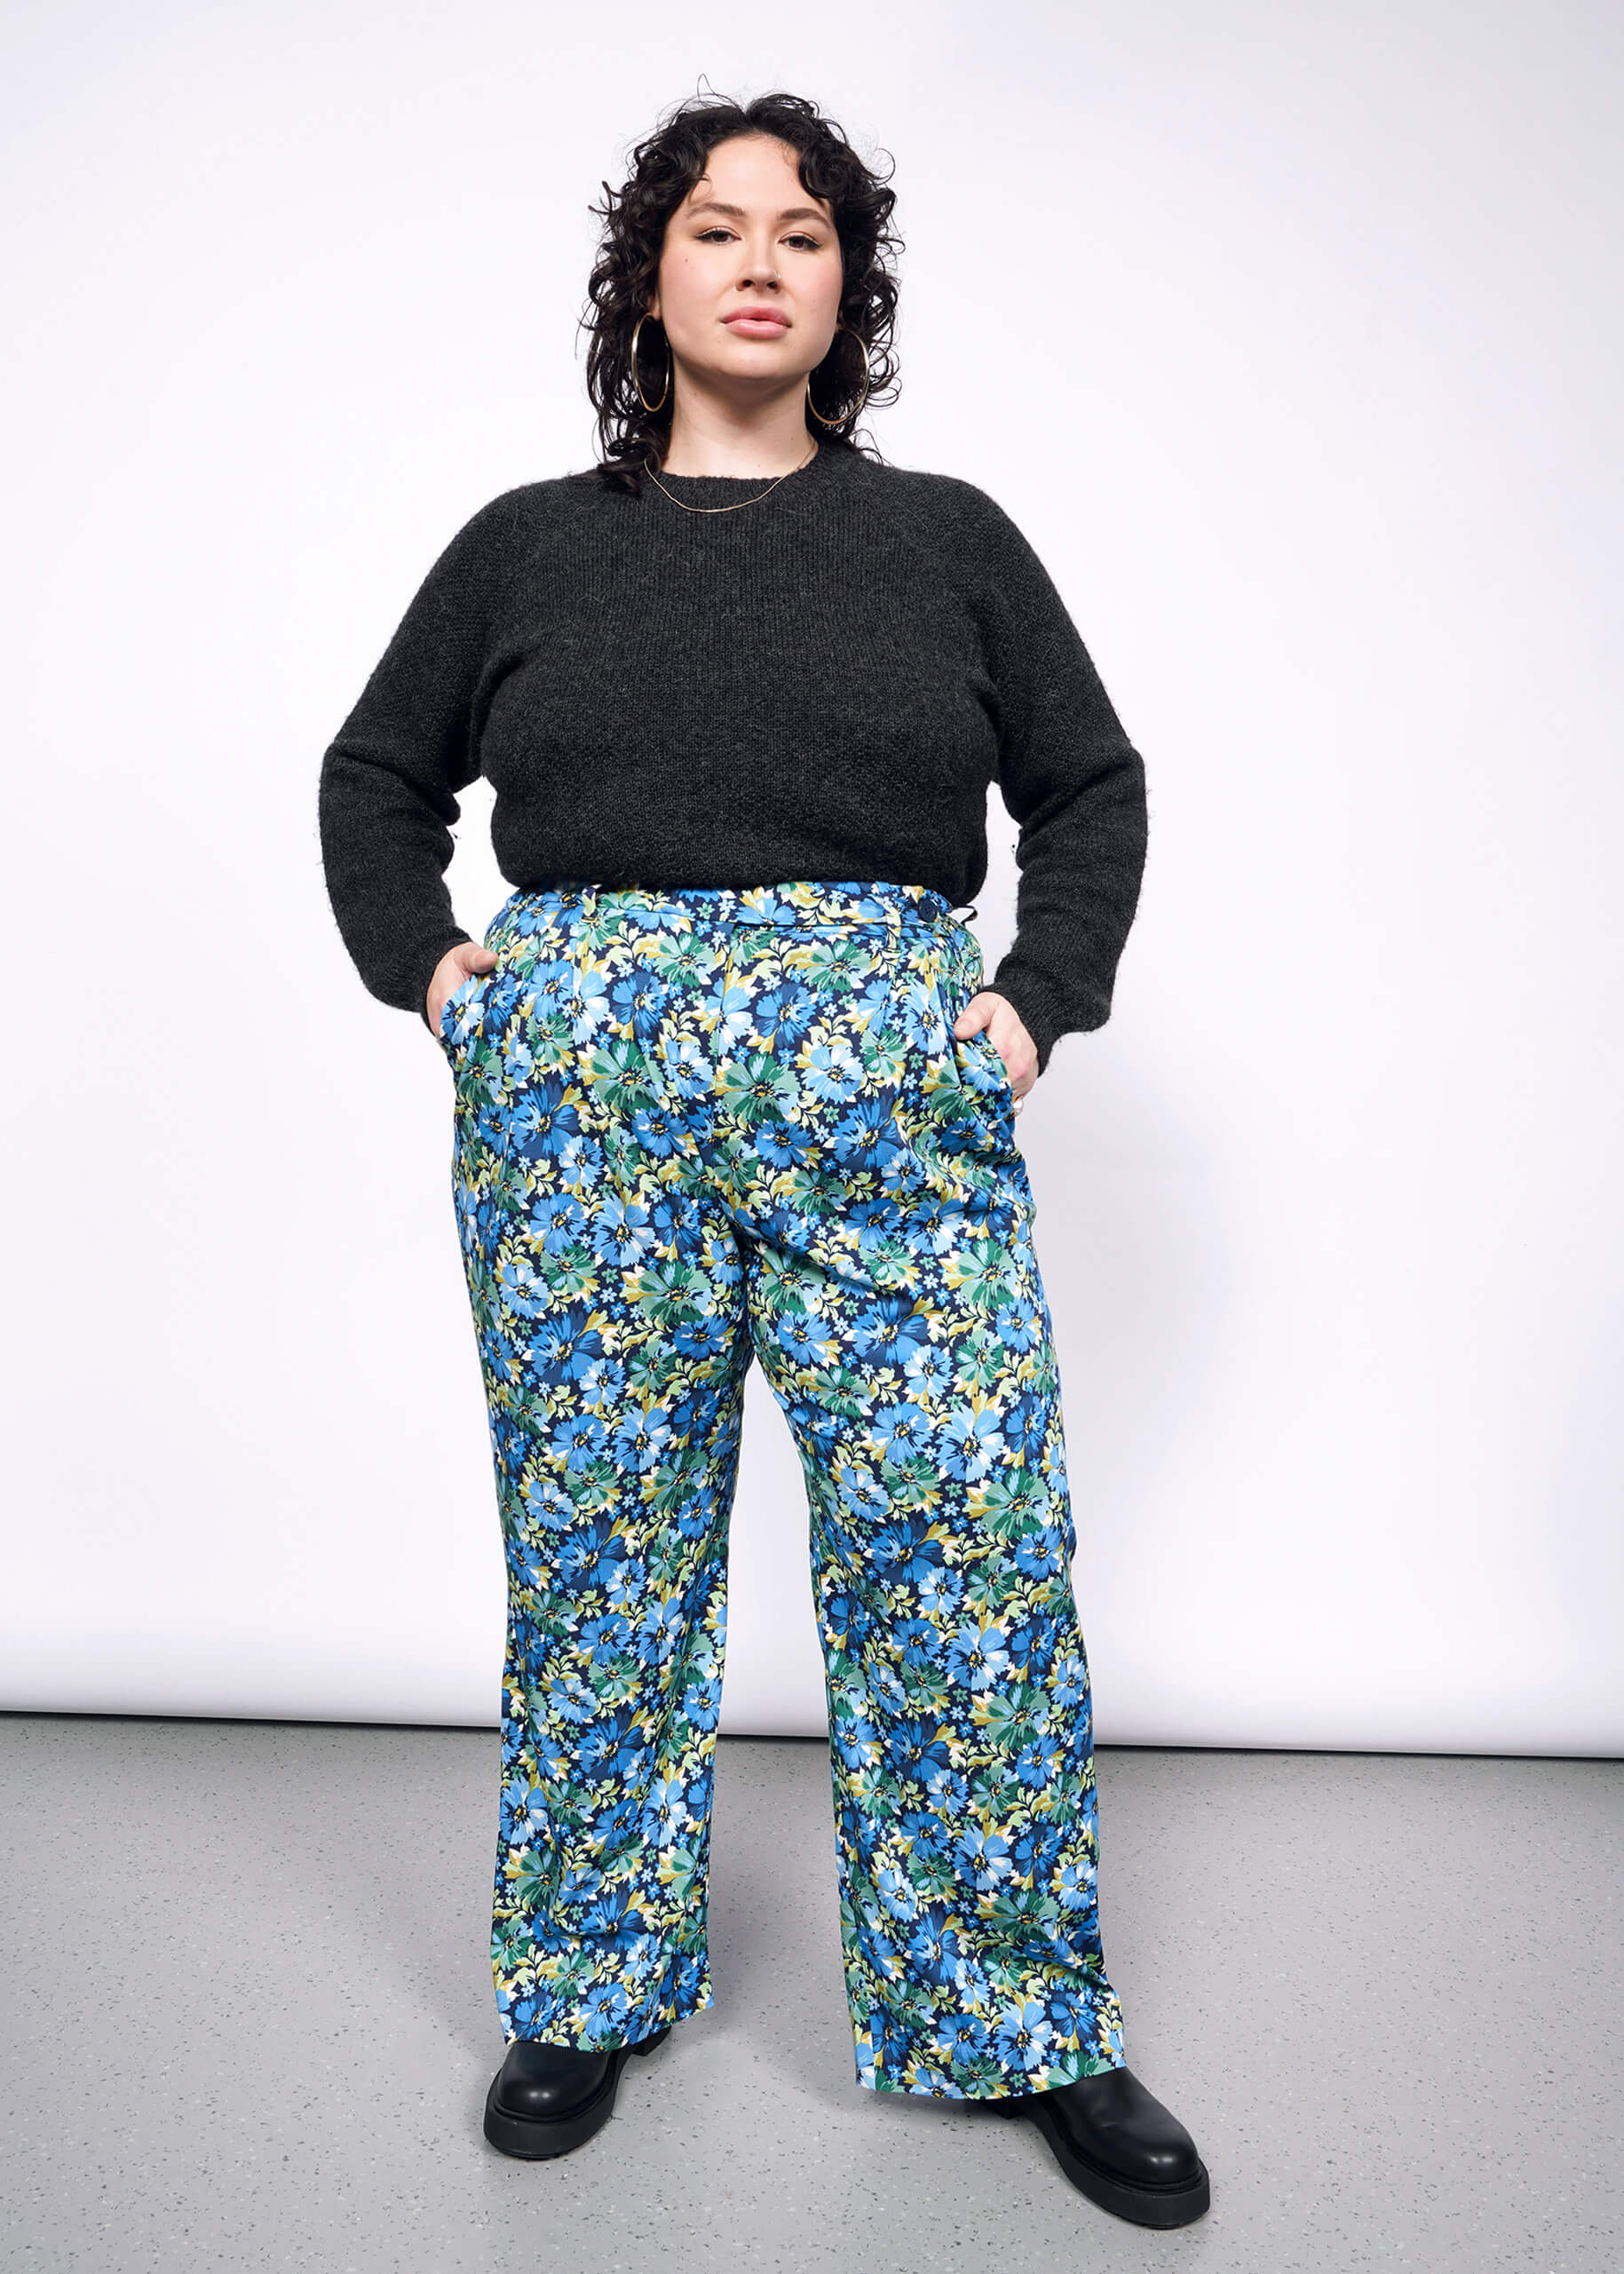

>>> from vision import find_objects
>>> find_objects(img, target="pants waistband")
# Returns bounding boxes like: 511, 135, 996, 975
498, 878, 970, 931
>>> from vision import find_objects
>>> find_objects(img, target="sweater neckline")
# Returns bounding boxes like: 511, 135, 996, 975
639, 442, 851, 510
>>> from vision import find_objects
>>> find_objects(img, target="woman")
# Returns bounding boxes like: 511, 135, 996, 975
317, 91, 1208, 2230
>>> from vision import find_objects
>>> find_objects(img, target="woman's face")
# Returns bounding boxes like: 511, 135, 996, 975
648, 133, 844, 399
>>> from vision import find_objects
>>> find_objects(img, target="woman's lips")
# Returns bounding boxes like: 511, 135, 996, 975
724, 313, 788, 335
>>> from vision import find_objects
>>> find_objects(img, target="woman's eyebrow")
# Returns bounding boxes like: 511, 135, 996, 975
686, 198, 831, 226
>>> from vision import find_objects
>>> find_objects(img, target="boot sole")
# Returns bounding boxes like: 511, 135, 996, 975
997, 2097, 1212, 2228
482, 2025, 670, 2160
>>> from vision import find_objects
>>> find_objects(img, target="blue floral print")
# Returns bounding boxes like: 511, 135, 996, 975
436, 877, 1127, 2098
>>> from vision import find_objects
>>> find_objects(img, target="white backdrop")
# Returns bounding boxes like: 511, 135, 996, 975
3, 1, 1619, 1754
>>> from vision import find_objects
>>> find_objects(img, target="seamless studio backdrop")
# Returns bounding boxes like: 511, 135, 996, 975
3, 0, 1619, 1755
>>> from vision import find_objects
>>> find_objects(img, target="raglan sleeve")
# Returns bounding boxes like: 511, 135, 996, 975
957, 485, 1150, 1076
317, 487, 524, 1030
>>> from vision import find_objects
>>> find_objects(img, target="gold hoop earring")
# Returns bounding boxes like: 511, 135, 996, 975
806, 329, 873, 427
630, 313, 670, 414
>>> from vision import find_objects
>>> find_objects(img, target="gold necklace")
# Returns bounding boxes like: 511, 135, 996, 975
644, 440, 818, 514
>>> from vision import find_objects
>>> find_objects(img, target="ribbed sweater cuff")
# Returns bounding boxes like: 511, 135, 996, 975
987, 961, 1076, 1079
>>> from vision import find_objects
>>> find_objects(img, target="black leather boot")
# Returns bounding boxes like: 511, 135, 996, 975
995, 2064, 1210, 2227
482, 2024, 670, 2159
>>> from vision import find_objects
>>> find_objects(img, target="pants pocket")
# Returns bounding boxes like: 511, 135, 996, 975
439, 963, 500, 1055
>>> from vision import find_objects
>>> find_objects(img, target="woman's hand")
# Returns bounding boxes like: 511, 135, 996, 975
953, 990, 1038, 1105
427, 942, 498, 1034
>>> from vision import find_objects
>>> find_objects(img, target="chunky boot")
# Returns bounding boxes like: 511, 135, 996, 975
995, 2064, 1210, 2228
482, 2024, 671, 2159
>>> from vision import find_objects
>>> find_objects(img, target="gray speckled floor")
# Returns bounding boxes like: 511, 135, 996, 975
1, 1722, 1618, 2272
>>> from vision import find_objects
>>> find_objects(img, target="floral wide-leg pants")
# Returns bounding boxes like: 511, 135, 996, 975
435, 877, 1127, 2098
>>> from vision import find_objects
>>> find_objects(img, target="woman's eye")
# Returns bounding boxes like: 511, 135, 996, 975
693, 226, 824, 249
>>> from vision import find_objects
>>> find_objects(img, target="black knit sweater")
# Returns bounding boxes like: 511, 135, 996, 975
316, 442, 1148, 1074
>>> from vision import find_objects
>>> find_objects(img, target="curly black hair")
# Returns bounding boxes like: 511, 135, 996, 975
582, 91, 902, 495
